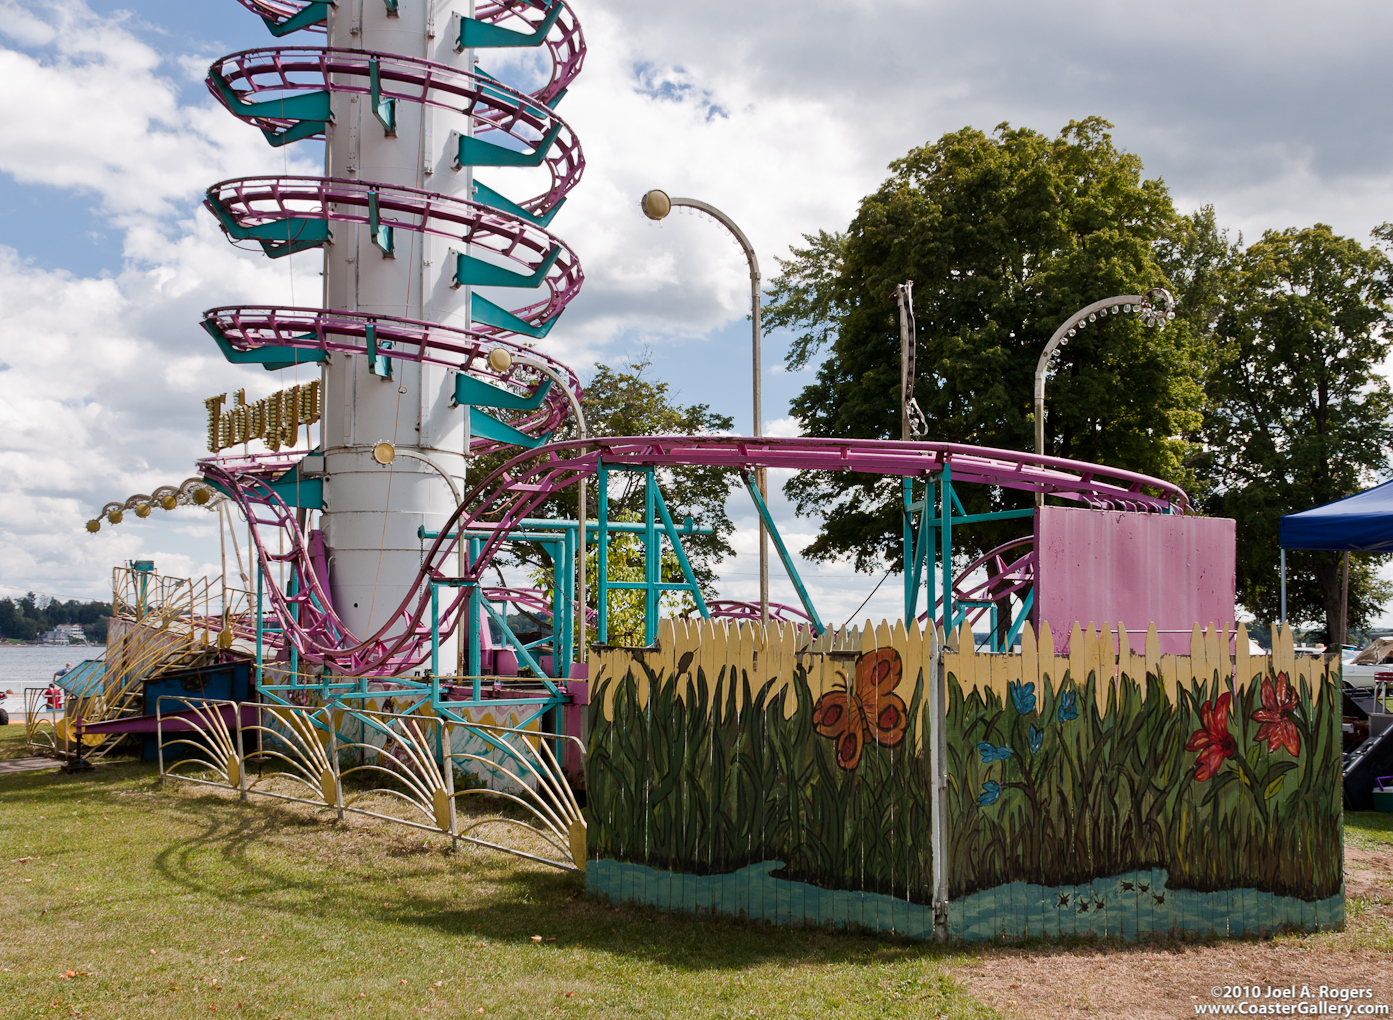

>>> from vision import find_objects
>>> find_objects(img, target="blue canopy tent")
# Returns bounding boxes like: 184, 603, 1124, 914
1278, 478, 1393, 624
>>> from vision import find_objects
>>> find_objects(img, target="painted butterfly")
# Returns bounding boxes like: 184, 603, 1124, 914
811, 646, 909, 771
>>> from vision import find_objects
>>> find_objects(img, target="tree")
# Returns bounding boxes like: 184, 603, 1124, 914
764, 118, 1211, 571
1202, 224, 1393, 641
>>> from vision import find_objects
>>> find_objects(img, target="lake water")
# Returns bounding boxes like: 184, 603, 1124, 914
0, 645, 102, 723
0, 645, 100, 688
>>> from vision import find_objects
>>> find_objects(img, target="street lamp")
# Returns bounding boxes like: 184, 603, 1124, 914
1033, 288, 1175, 505
640, 189, 769, 622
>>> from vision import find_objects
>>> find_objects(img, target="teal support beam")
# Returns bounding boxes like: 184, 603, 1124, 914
430, 582, 440, 677
940, 464, 953, 634
453, 373, 551, 411
205, 75, 329, 146
288, 570, 299, 683
469, 294, 556, 339
261, 0, 330, 35
201, 321, 326, 371
465, 411, 551, 448
1005, 588, 1035, 649
456, 122, 562, 170
457, 2, 564, 49
255, 561, 264, 691
597, 459, 608, 644
468, 538, 482, 692
741, 471, 824, 635
368, 191, 394, 257
365, 322, 393, 379
902, 477, 914, 621
653, 482, 710, 621
478, 597, 560, 696
453, 245, 560, 289
472, 181, 561, 229
207, 200, 330, 257
369, 59, 396, 134
644, 468, 658, 645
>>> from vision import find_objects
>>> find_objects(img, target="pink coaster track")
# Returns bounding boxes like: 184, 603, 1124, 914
204, 175, 581, 330
690, 601, 812, 625
231, 0, 585, 108
205, 434, 1189, 677
208, 47, 582, 213
202, 305, 581, 457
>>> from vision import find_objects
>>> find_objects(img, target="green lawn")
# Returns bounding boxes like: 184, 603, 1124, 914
1346, 809, 1393, 851
0, 728, 997, 1020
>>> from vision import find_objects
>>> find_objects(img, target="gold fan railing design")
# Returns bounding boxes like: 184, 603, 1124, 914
155, 697, 585, 871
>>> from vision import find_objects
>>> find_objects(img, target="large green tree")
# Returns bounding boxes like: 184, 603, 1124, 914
765, 118, 1211, 571
1202, 224, 1393, 641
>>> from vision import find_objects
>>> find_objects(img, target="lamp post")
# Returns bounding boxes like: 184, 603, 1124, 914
1033, 288, 1175, 506
640, 189, 769, 622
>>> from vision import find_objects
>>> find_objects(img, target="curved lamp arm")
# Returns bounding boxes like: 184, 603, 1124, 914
1033, 288, 1175, 464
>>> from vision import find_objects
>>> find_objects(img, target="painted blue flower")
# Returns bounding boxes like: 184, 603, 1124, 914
1009, 680, 1037, 714
1029, 724, 1043, 754
1057, 689, 1079, 722
978, 781, 1002, 806
978, 741, 1014, 763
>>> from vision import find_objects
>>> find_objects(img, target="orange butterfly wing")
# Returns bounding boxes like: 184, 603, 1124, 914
813, 679, 866, 770
855, 647, 908, 749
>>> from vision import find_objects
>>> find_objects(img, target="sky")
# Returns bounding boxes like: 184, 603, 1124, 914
2, 0, 1392, 629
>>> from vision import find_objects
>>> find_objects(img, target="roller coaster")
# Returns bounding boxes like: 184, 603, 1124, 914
71, 0, 1190, 868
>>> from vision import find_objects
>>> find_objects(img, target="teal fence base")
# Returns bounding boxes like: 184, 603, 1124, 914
586, 860, 1344, 940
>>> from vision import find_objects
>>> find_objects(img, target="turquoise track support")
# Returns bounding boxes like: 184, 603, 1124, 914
368, 191, 394, 257
202, 321, 326, 371
255, 561, 264, 690
454, 246, 560, 289
206, 199, 329, 257
365, 322, 393, 379
369, 59, 396, 134
902, 468, 1038, 640
472, 181, 561, 229
260, 0, 330, 35
453, 373, 552, 411
741, 471, 824, 635
469, 294, 556, 339
456, 122, 562, 170
940, 464, 953, 636
594, 461, 709, 646
457, 1, 564, 49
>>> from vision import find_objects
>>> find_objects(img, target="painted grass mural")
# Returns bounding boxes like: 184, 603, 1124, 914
584, 618, 1343, 939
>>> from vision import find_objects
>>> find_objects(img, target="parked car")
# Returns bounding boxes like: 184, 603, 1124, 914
1342, 637, 1393, 689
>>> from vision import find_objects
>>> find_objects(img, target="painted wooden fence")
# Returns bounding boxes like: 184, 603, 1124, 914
584, 618, 1343, 940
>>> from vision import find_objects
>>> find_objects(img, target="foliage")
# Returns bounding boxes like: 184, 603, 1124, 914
588, 659, 934, 904
590, 655, 1342, 910
764, 118, 1211, 570
0, 594, 110, 643
1201, 224, 1393, 637
947, 665, 1342, 900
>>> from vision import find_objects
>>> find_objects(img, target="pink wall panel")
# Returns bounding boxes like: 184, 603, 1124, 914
1033, 507, 1236, 655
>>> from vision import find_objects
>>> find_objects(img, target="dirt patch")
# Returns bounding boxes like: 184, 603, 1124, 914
1346, 846, 1393, 915
961, 942, 1391, 1019
961, 844, 1393, 1019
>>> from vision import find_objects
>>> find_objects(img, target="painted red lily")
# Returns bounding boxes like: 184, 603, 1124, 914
1252, 671, 1301, 757
1185, 692, 1235, 781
